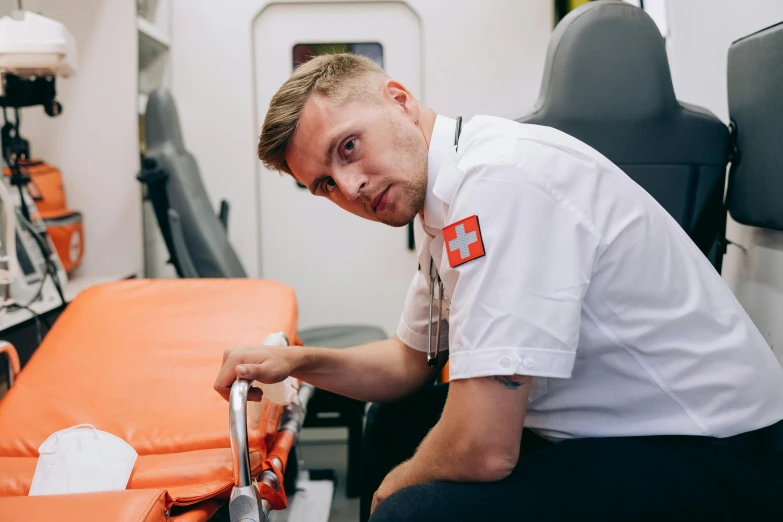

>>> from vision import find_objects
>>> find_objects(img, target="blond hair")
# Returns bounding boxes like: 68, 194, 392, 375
257, 53, 388, 175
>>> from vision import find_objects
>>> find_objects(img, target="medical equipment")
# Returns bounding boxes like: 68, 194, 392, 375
427, 116, 461, 367
0, 167, 16, 313
0, 5, 77, 105
0, 4, 76, 314
0, 174, 68, 318
3, 158, 85, 273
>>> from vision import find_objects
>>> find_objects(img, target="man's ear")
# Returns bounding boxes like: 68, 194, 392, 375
384, 80, 419, 123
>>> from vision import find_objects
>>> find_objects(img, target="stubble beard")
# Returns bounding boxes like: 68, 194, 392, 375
380, 119, 429, 228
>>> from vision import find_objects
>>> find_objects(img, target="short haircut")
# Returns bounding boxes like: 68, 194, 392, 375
257, 53, 389, 175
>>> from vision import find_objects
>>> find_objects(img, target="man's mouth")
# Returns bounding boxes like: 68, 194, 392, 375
371, 186, 390, 213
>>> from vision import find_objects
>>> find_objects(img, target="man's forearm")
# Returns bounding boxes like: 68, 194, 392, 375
372, 417, 510, 512
374, 375, 529, 508
288, 337, 437, 403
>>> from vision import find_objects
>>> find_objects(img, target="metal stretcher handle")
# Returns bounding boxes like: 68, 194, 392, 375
228, 333, 315, 522
0, 341, 20, 388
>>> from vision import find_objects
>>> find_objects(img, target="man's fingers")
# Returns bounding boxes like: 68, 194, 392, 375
234, 361, 279, 383
221, 346, 236, 365
213, 349, 251, 400
214, 346, 292, 402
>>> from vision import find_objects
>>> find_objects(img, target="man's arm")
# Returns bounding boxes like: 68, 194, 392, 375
213, 335, 441, 404
371, 374, 530, 512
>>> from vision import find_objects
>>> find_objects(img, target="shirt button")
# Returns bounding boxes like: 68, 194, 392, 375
500, 357, 511, 368
523, 357, 534, 369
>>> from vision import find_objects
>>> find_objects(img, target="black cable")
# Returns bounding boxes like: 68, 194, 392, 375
3, 214, 59, 345
16, 210, 65, 307
8, 303, 46, 345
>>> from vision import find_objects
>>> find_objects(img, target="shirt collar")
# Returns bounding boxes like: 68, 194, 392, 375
421, 115, 457, 234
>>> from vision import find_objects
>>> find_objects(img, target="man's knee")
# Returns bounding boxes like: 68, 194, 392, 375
368, 483, 444, 522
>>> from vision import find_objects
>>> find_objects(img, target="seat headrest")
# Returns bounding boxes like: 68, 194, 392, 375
726, 21, 783, 231
533, 0, 676, 120
144, 89, 186, 152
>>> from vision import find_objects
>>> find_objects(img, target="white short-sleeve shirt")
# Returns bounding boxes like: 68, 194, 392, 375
397, 114, 783, 441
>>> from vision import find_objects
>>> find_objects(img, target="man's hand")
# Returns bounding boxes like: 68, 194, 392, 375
213, 345, 296, 402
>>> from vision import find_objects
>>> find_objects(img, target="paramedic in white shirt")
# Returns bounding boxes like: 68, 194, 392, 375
214, 54, 783, 521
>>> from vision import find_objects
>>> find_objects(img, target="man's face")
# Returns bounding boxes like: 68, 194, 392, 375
285, 83, 429, 227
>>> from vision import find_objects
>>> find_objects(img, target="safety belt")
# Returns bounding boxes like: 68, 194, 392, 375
689, 122, 741, 272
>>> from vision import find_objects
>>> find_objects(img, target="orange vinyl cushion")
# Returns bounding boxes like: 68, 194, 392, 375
0, 279, 298, 505
0, 489, 171, 522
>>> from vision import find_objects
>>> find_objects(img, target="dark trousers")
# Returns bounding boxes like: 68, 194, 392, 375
361, 384, 783, 522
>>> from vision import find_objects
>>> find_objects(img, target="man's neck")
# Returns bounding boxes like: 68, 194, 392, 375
419, 107, 437, 148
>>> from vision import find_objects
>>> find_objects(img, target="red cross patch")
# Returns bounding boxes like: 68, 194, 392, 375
443, 215, 485, 268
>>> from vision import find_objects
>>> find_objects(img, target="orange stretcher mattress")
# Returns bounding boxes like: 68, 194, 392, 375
0, 489, 172, 522
0, 279, 299, 518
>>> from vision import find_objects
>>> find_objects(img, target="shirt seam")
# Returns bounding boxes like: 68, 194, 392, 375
580, 303, 710, 435
450, 345, 576, 356
448, 347, 576, 379
449, 369, 571, 380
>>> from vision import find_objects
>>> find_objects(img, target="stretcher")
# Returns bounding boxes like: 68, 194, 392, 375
0, 279, 313, 521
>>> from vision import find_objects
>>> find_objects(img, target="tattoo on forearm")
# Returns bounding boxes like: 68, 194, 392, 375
491, 376, 527, 389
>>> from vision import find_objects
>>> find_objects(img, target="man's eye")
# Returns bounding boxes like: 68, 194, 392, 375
344, 139, 355, 153
324, 177, 337, 193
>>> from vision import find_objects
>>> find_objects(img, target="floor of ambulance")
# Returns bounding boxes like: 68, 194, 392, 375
271, 427, 359, 522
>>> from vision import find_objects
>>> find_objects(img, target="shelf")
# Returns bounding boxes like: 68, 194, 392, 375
63, 274, 130, 302
0, 273, 133, 332
138, 16, 169, 49
138, 16, 169, 70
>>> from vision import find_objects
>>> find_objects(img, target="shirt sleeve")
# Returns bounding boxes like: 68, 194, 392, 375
396, 232, 450, 353
445, 166, 599, 381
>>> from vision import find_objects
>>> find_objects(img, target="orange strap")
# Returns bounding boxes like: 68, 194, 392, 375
440, 360, 450, 383
0, 342, 20, 380
258, 430, 296, 510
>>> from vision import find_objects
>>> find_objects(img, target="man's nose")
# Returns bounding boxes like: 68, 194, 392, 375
334, 170, 368, 201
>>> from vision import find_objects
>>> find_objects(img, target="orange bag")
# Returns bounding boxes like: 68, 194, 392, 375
3, 159, 84, 273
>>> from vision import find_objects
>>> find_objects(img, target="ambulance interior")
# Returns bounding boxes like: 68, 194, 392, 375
0, 0, 781, 520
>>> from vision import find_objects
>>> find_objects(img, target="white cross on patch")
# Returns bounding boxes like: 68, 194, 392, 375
448, 224, 478, 259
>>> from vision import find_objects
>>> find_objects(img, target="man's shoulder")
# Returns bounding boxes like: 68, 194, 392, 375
457, 115, 519, 169
459, 116, 608, 173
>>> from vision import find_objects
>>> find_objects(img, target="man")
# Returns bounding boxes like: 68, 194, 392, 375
214, 53, 783, 521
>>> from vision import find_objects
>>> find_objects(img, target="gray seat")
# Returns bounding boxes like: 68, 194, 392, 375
726, 21, 783, 230
297, 325, 388, 348
516, 0, 730, 270
142, 89, 246, 278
